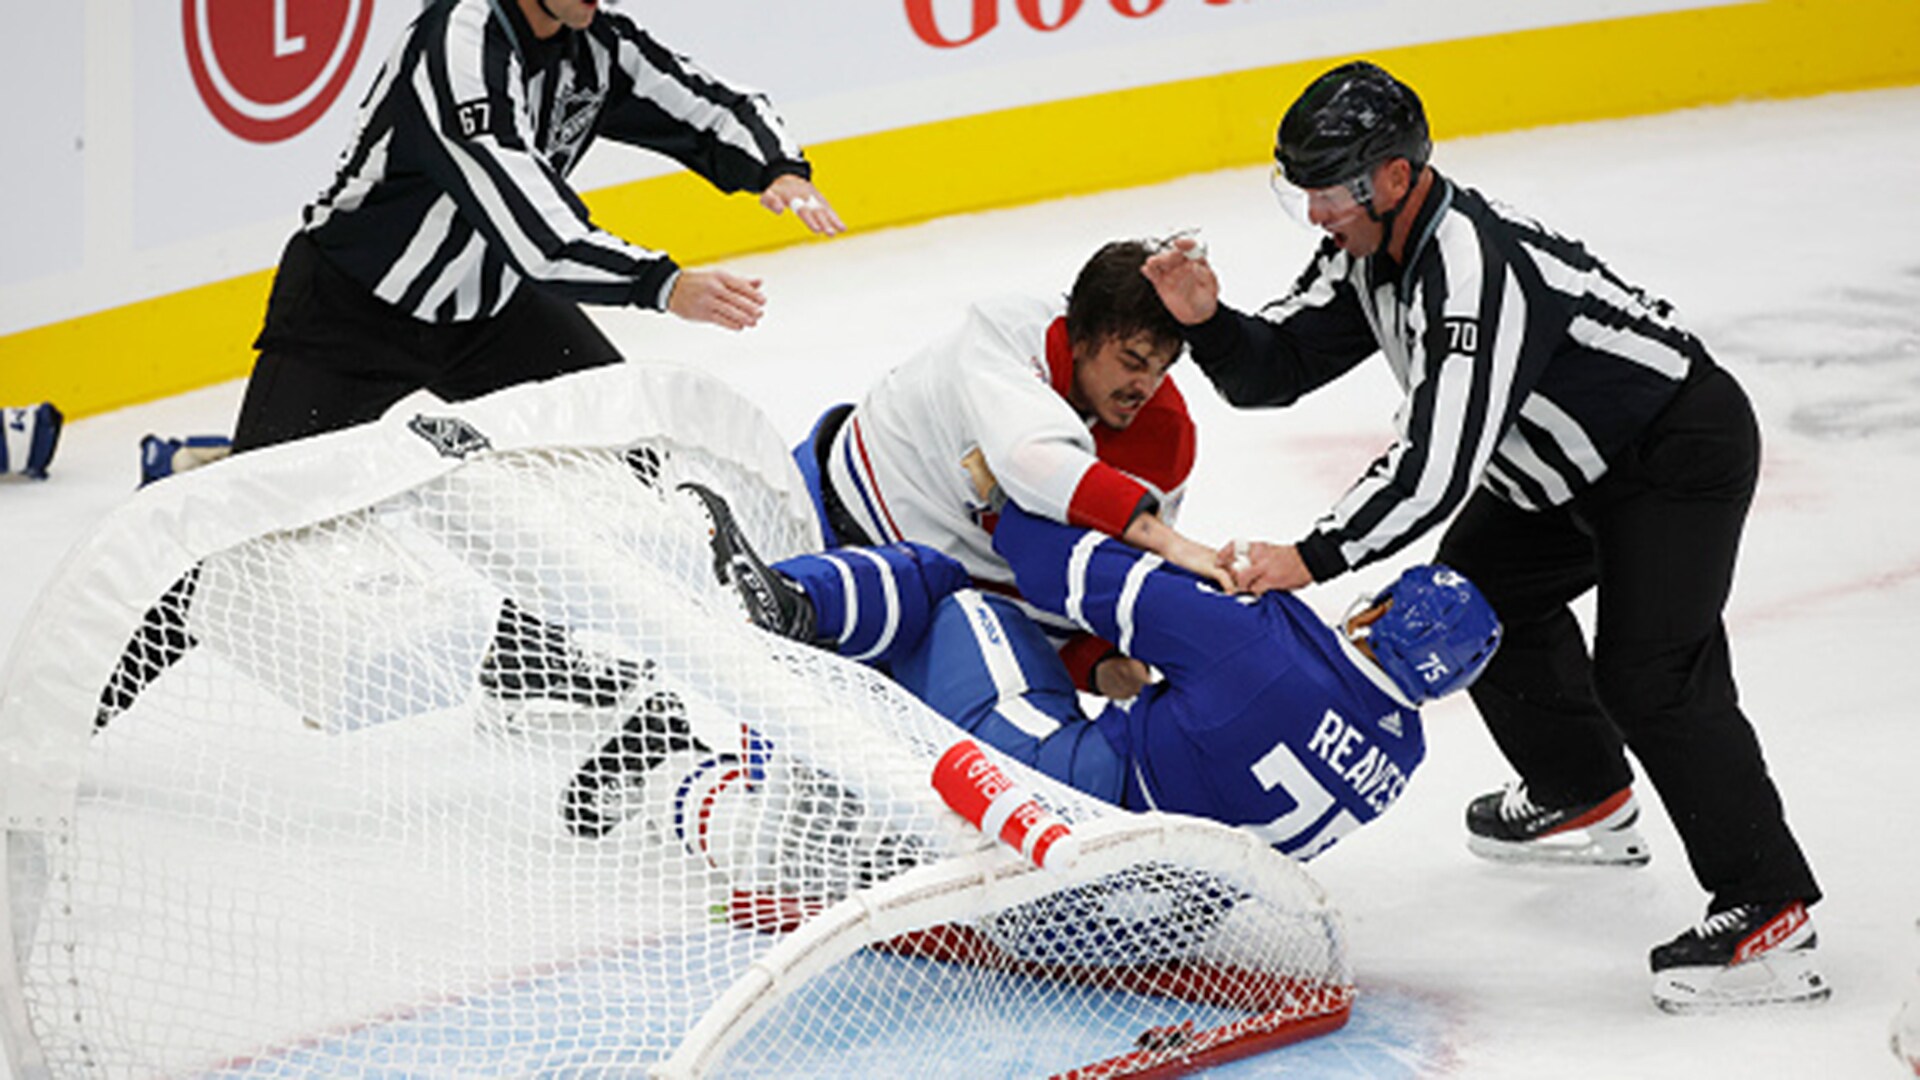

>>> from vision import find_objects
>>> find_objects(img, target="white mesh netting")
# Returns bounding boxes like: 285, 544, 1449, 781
2, 366, 1351, 1079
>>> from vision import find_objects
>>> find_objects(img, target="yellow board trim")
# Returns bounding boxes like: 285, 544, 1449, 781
5, 0, 1917, 419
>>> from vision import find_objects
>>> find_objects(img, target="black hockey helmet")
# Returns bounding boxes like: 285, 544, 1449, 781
1274, 61, 1431, 190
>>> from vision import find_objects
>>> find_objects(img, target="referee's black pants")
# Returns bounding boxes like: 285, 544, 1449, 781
233, 232, 624, 452
1436, 364, 1820, 912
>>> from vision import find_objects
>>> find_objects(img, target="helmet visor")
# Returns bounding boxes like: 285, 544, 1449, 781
1270, 164, 1375, 229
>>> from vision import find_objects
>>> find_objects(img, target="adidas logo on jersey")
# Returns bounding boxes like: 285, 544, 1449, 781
1377, 712, 1404, 738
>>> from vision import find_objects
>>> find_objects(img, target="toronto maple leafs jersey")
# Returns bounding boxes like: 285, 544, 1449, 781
303, 0, 810, 323
994, 505, 1426, 861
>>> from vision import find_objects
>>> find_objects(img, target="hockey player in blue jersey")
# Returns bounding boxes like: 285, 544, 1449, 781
573, 484, 1502, 861
783, 502, 1497, 859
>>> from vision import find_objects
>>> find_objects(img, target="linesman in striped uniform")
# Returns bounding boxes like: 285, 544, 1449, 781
233, 0, 842, 451
1142, 62, 1823, 1012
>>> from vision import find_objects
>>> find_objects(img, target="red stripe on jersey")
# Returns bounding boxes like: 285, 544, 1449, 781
1067, 463, 1151, 536
850, 416, 906, 541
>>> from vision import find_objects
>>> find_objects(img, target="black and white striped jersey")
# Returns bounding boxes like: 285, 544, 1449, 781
303, 0, 810, 324
1186, 171, 1712, 582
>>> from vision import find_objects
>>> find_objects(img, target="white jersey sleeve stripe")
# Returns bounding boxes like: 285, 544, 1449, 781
953, 592, 1061, 740
844, 548, 902, 663
1063, 532, 1104, 630
426, 12, 665, 290
1519, 394, 1607, 484
376, 194, 459, 305
1115, 552, 1165, 657
418, 231, 488, 321
1495, 423, 1576, 505
414, 66, 627, 288
823, 554, 861, 649
1132, 762, 1161, 811
1570, 313, 1692, 380
616, 40, 776, 167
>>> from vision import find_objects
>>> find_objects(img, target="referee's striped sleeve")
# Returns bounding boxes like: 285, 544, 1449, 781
412, 5, 678, 308
600, 22, 810, 193
1296, 223, 1525, 580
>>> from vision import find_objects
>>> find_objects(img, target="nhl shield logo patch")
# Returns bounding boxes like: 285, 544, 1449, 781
408, 415, 492, 459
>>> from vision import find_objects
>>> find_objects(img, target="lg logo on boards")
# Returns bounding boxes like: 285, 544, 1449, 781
183, 0, 375, 142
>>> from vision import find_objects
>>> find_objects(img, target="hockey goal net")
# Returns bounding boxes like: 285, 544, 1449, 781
1, 364, 1351, 1079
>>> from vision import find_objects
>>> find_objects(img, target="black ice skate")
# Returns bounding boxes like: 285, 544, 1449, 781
777, 763, 927, 894
562, 689, 710, 839
1465, 782, 1651, 867
476, 600, 652, 734
677, 481, 816, 643
1650, 900, 1829, 1013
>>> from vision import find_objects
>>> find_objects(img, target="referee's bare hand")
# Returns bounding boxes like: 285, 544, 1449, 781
667, 269, 765, 331
1141, 240, 1220, 326
1218, 540, 1313, 594
760, 174, 847, 237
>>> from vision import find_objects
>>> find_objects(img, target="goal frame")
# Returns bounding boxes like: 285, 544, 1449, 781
657, 813, 1351, 1080
1, 362, 1353, 1078
0, 363, 818, 1075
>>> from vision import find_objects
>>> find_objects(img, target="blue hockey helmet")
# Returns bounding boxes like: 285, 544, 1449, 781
1362, 564, 1501, 703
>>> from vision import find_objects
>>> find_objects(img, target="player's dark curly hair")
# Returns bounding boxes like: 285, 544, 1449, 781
1064, 240, 1185, 360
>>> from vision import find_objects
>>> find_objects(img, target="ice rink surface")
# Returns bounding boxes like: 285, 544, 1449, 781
6, 85, 1920, 1078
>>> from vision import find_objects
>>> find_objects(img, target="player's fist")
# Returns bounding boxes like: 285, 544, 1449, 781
1092, 656, 1153, 701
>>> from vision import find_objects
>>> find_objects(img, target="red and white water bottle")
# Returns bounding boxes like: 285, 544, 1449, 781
932, 740, 1077, 870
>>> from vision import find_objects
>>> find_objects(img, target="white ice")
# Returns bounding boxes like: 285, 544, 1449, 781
7, 85, 1920, 1078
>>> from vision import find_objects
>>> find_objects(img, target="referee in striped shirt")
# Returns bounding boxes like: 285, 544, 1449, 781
1143, 62, 1821, 1006
233, 0, 843, 451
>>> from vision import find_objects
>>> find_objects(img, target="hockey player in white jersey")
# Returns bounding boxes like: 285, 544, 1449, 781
793, 240, 1216, 699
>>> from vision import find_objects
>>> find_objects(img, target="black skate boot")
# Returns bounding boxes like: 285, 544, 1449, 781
476, 600, 652, 734
677, 481, 815, 642
1465, 782, 1651, 867
1650, 900, 1828, 1013
562, 689, 709, 839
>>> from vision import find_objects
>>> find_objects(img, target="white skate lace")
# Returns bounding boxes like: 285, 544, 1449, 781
1689, 907, 1751, 941
1497, 782, 1542, 822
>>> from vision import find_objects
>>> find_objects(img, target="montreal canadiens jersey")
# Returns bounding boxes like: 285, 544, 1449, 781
823, 295, 1196, 658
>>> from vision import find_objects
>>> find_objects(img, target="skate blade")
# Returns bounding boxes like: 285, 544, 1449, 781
1467, 826, 1651, 868
472, 694, 631, 741
1652, 949, 1831, 1014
